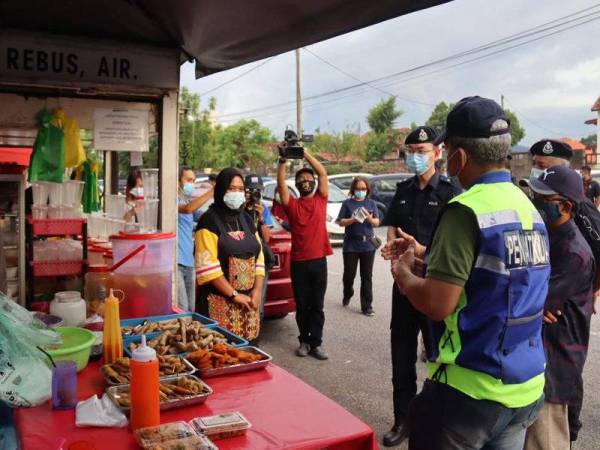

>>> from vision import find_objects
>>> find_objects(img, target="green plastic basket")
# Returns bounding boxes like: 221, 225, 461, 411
46, 327, 96, 372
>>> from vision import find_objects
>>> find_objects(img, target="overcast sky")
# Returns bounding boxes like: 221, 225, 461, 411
180, 0, 600, 146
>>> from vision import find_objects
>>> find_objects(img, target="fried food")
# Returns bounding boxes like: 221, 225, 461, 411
112, 376, 210, 408
187, 345, 265, 370
101, 356, 190, 384
127, 326, 228, 356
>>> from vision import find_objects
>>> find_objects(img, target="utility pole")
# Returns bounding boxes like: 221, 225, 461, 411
295, 49, 303, 135
501, 94, 505, 110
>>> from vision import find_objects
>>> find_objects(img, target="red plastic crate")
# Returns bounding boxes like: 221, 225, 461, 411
32, 260, 84, 277
29, 218, 86, 236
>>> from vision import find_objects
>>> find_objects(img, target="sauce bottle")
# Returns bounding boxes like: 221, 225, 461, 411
130, 334, 160, 430
102, 289, 123, 365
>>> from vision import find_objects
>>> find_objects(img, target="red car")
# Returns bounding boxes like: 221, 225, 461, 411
264, 228, 295, 318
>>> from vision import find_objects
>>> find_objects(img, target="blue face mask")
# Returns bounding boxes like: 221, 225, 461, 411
182, 183, 195, 197
530, 167, 544, 179
406, 152, 432, 175
533, 199, 562, 224
354, 191, 367, 200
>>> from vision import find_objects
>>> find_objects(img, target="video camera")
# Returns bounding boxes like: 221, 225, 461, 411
246, 187, 262, 206
279, 128, 313, 159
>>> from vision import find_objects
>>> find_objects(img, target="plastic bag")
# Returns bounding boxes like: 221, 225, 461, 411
54, 109, 86, 169
0, 293, 61, 407
28, 110, 65, 183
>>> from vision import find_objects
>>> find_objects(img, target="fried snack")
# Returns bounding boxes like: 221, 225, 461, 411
122, 316, 213, 338
128, 327, 228, 356
187, 345, 266, 370
101, 356, 191, 383
113, 376, 210, 408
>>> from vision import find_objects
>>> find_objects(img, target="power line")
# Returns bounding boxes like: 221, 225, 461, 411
503, 96, 583, 137
215, 4, 600, 120
198, 56, 276, 97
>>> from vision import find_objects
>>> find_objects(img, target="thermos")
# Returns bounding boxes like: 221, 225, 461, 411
130, 334, 160, 430
102, 289, 123, 365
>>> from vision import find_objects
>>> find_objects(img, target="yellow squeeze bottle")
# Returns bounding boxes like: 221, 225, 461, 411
102, 289, 123, 365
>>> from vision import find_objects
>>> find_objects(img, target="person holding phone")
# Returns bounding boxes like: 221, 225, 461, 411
336, 176, 380, 316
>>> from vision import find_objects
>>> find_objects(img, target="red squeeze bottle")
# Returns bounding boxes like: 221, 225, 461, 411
130, 334, 160, 430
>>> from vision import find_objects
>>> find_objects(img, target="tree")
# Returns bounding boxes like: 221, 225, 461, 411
426, 101, 454, 132
504, 109, 525, 146
179, 87, 218, 169
367, 97, 403, 134
213, 119, 274, 171
581, 134, 597, 149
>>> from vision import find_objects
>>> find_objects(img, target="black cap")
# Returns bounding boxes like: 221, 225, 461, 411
438, 96, 511, 142
528, 165, 584, 202
405, 126, 439, 145
529, 139, 573, 160
244, 174, 263, 190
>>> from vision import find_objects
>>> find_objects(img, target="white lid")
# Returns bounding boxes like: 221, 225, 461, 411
131, 335, 156, 362
54, 291, 82, 303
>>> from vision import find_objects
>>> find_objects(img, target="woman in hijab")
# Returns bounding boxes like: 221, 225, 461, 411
195, 168, 265, 341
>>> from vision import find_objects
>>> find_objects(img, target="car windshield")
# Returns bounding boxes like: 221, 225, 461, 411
327, 184, 348, 202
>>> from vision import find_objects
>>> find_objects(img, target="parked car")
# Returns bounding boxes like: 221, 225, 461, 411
264, 226, 295, 319
328, 173, 373, 195
369, 173, 412, 218
262, 180, 346, 245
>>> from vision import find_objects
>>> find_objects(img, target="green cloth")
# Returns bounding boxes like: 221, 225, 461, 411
425, 204, 479, 287
82, 160, 100, 213
29, 110, 65, 183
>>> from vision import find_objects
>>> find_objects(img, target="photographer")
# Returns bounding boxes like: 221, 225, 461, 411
277, 133, 333, 360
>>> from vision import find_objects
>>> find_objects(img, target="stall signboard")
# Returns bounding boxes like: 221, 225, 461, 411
0, 29, 179, 91
94, 108, 149, 152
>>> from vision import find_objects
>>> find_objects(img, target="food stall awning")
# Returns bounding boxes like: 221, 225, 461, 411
1, 0, 451, 78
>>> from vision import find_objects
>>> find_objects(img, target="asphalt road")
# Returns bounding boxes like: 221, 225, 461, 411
260, 228, 600, 450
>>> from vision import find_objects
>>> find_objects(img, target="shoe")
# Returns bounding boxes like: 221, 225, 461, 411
342, 297, 351, 307
382, 423, 408, 447
362, 308, 375, 317
309, 346, 329, 360
296, 343, 310, 357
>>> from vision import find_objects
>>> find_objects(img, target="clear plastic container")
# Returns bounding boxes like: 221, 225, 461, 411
190, 412, 251, 440
136, 199, 160, 232
48, 182, 63, 206
51, 360, 78, 409
143, 435, 217, 450
134, 421, 196, 448
106, 194, 126, 219
140, 169, 159, 200
48, 205, 62, 219
32, 205, 48, 220
32, 182, 50, 205
63, 180, 84, 206
85, 266, 112, 317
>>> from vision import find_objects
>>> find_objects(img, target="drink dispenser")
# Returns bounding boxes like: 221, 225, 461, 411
109, 232, 175, 319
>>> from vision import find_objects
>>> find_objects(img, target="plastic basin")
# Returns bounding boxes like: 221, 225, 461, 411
46, 327, 95, 372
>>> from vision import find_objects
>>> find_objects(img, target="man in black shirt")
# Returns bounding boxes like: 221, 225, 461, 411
581, 165, 600, 207
381, 126, 461, 447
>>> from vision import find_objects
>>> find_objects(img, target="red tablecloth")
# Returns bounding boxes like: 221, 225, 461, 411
14, 360, 378, 450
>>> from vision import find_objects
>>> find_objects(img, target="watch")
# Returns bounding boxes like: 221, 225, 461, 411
227, 290, 239, 301
278, 157, 287, 164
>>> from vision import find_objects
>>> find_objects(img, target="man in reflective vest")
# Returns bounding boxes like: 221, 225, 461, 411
384, 96, 549, 450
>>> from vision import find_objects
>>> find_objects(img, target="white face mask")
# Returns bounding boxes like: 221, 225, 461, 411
223, 191, 245, 210
530, 167, 544, 179
130, 187, 144, 198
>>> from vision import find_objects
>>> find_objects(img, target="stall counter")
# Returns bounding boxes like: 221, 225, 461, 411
14, 360, 378, 450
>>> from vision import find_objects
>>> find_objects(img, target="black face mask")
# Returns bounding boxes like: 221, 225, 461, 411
296, 180, 316, 196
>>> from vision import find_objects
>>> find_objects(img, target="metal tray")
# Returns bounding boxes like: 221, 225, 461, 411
195, 346, 272, 378
121, 312, 217, 340
106, 374, 212, 412
100, 357, 196, 386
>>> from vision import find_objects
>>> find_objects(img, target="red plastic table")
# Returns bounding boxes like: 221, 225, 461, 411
14, 360, 378, 450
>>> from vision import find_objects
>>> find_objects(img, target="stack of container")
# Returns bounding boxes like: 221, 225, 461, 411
32, 181, 84, 220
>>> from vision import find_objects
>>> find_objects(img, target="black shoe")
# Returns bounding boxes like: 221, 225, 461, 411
362, 308, 375, 317
382, 423, 408, 447
342, 297, 351, 307
309, 346, 329, 360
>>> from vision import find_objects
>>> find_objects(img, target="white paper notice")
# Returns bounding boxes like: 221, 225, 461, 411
94, 108, 149, 152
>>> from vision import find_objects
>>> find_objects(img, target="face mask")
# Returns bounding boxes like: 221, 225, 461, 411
296, 180, 316, 196
406, 152, 432, 175
354, 191, 367, 200
182, 183, 195, 197
533, 199, 562, 225
223, 191, 245, 210
530, 167, 544, 179
130, 187, 144, 198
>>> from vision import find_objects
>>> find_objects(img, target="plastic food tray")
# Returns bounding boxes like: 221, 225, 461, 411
106, 374, 212, 412
134, 421, 196, 447
124, 325, 249, 357
143, 435, 218, 450
195, 346, 272, 378
31, 260, 84, 277
121, 312, 217, 343
100, 357, 196, 386
190, 412, 251, 440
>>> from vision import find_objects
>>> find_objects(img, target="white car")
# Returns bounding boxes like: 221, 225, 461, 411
328, 173, 373, 195
262, 180, 347, 245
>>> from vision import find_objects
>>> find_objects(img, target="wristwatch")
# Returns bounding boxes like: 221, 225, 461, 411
227, 290, 239, 301
278, 157, 287, 164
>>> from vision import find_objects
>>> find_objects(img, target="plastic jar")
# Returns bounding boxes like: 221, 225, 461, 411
84, 265, 113, 318
50, 291, 86, 326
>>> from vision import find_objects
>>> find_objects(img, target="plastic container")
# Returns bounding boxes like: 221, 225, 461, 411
88, 247, 105, 265
32, 181, 50, 205
46, 326, 95, 372
190, 412, 252, 440
134, 421, 196, 448
32, 205, 48, 219
50, 291, 86, 326
47, 205, 62, 219
130, 335, 160, 431
48, 182, 63, 206
33, 312, 64, 328
135, 199, 160, 232
106, 194, 126, 219
140, 169, 159, 200
85, 266, 112, 317
51, 360, 78, 409
63, 180, 84, 206
103, 289, 124, 365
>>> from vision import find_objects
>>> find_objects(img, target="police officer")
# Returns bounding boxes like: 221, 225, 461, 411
520, 139, 573, 186
386, 96, 548, 449
381, 125, 461, 447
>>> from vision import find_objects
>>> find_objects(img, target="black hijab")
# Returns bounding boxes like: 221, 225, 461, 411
211, 167, 245, 217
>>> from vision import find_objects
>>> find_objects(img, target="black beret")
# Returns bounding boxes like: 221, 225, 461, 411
405, 126, 439, 145
529, 140, 573, 160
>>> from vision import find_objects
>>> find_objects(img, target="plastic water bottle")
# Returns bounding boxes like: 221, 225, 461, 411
130, 334, 160, 430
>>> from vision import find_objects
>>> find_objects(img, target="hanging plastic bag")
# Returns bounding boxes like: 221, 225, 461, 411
81, 159, 100, 213
28, 110, 65, 183
0, 292, 61, 407
54, 109, 86, 169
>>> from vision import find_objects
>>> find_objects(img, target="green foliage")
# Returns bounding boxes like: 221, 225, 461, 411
365, 129, 404, 161
367, 96, 403, 134
504, 109, 525, 146
212, 119, 274, 170
310, 128, 366, 159
426, 101, 455, 132
581, 134, 597, 148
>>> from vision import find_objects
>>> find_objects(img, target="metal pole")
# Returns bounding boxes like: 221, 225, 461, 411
295, 49, 303, 135
501, 94, 505, 109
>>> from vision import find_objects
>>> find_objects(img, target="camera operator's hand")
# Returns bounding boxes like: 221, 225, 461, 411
254, 202, 265, 216
277, 141, 288, 159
